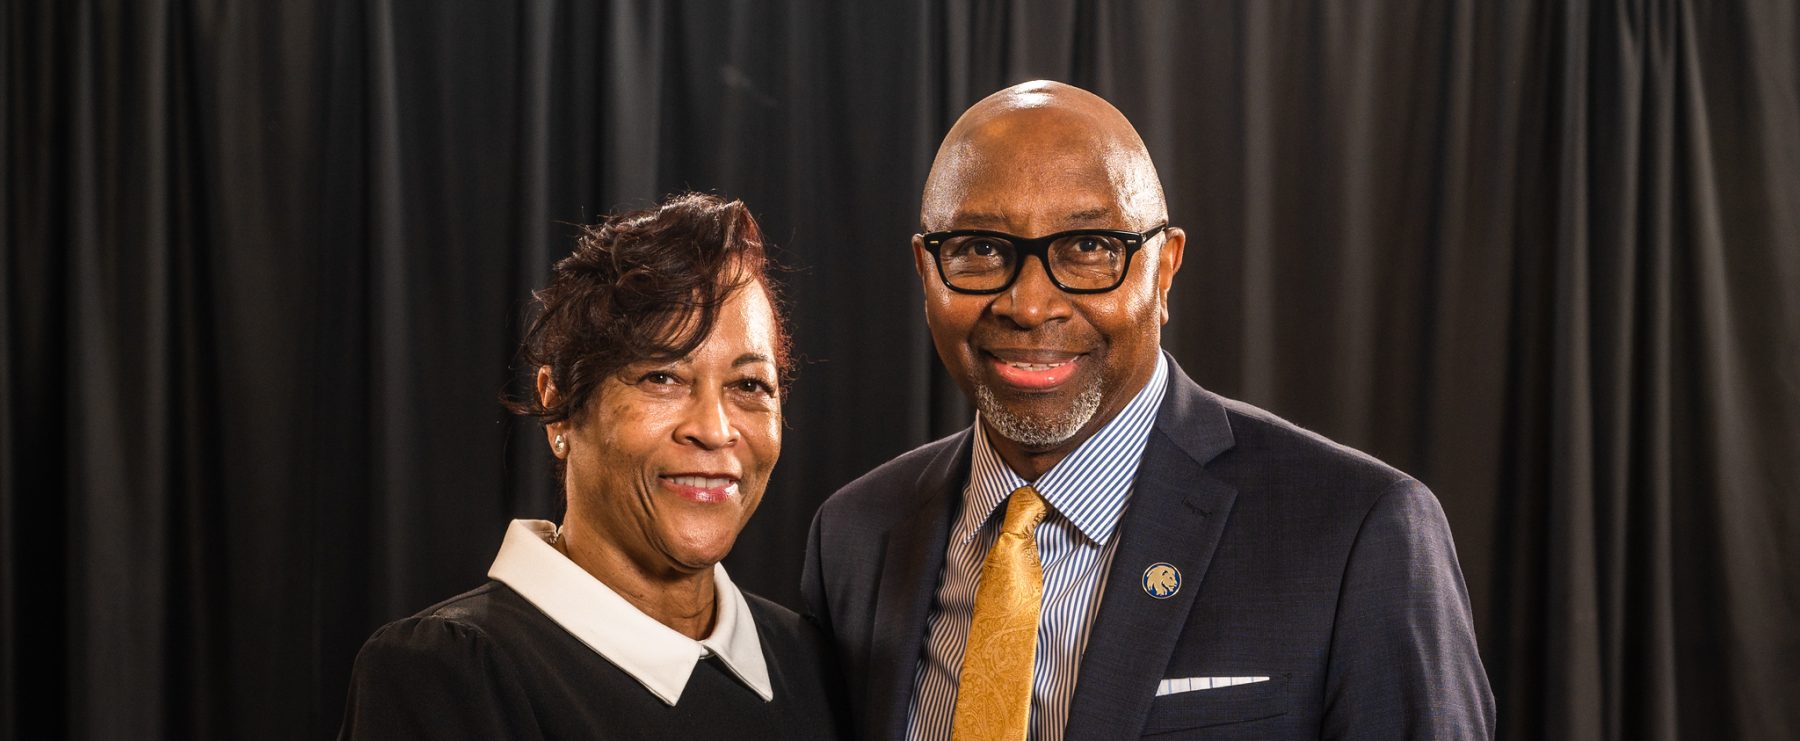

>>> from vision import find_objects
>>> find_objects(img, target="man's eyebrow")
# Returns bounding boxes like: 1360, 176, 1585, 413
930, 207, 1119, 231
947, 212, 1010, 229
732, 353, 774, 368
1063, 207, 1114, 224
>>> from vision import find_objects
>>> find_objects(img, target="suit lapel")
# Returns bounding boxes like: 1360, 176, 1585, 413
1065, 363, 1239, 739
865, 430, 970, 741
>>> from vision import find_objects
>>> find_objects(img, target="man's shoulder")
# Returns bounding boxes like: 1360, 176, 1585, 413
1223, 396, 1401, 470
742, 591, 832, 661
743, 589, 814, 644
815, 430, 965, 527
1182, 390, 1415, 503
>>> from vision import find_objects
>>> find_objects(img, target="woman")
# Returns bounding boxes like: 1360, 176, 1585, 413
340, 193, 839, 739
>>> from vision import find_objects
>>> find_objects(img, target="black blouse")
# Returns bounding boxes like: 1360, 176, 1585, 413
339, 582, 843, 740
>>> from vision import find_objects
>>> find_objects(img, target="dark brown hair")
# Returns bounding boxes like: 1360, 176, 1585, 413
506, 193, 791, 423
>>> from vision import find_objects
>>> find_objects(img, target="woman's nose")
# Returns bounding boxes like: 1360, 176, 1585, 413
675, 391, 737, 449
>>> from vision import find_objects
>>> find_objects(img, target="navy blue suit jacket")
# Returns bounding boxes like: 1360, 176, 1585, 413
802, 358, 1495, 739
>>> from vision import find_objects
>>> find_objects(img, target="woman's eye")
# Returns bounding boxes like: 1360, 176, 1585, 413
639, 371, 678, 385
734, 378, 776, 396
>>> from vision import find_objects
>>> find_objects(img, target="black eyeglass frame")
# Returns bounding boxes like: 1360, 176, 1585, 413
917, 223, 1169, 295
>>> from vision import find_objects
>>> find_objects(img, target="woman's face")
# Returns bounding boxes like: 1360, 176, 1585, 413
557, 281, 783, 575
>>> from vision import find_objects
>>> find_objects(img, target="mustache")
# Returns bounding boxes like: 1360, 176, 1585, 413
970, 326, 1099, 347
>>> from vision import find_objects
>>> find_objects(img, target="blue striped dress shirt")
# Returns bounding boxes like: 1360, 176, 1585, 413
905, 354, 1170, 741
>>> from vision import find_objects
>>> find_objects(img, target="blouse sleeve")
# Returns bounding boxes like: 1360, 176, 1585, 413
338, 616, 544, 740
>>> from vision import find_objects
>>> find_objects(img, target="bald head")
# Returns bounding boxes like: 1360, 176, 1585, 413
921, 81, 1166, 232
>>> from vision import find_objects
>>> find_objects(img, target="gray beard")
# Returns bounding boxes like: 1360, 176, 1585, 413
972, 375, 1105, 449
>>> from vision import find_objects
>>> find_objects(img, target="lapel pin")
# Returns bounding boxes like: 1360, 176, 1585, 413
1142, 562, 1181, 599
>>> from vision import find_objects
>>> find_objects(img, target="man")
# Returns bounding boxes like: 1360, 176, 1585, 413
803, 81, 1494, 740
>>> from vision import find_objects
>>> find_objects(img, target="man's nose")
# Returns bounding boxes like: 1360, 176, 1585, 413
674, 390, 737, 449
991, 256, 1073, 329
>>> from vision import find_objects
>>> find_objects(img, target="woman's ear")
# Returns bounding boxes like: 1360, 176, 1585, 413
537, 367, 567, 458
536, 366, 559, 409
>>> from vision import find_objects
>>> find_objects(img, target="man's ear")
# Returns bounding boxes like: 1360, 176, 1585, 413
912, 234, 931, 281
1154, 227, 1186, 325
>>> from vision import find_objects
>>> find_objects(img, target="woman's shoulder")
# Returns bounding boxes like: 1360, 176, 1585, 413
351, 584, 535, 681
407, 581, 534, 626
341, 583, 549, 739
358, 580, 605, 690
364, 582, 539, 647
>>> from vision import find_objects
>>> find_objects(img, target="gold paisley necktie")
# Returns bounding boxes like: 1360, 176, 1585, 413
951, 485, 1049, 741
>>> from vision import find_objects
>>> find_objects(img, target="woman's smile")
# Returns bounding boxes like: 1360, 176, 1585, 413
660, 473, 741, 503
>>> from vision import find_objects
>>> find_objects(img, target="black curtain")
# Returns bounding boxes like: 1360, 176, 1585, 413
5, 1, 1797, 739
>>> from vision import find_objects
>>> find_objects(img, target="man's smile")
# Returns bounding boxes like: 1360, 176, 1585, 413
983, 349, 1087, 391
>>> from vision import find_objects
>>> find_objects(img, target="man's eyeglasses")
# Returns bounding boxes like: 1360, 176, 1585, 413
918, 224, 1168, 294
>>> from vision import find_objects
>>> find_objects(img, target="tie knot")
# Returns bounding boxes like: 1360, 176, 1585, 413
1001, 486, 1048, 535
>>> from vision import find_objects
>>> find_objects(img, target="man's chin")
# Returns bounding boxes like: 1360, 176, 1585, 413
974, 381, 1104, 449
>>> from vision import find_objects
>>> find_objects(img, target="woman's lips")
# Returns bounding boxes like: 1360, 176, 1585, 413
660, 475, 739, 503
988, 353, 1081, 390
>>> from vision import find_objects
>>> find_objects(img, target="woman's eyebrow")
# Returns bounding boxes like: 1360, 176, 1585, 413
732, 353, 773, 368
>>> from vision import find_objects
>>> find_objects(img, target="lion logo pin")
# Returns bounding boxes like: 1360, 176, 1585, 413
1142, 562, 1181, 599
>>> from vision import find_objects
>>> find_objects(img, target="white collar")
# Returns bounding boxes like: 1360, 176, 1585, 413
486, 519, 773, 705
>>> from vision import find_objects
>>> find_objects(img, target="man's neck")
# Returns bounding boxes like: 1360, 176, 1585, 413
984, 402, 1123, 481
988, 435, 1068, 482
983, 353, 1163, 481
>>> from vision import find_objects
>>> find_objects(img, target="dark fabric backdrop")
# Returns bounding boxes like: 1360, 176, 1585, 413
5, 1, 1798, 739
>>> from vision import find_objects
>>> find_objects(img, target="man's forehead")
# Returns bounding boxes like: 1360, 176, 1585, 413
924, 146, 1156, 229
948, 138, 1120, 177
944, 205, 1121, 231
922, 84, 1166, 231
926, 138, 1131, 212
951, 110, 1124, 164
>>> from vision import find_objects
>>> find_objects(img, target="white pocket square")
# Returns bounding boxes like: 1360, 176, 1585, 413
1155, 676, 1271, 696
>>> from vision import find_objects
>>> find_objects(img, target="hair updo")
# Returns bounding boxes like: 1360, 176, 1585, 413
506, 193, 791, 423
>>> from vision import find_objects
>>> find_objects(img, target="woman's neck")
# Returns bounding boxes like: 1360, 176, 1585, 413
555, 523, 718, 640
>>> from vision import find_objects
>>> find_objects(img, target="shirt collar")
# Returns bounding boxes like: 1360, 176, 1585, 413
955, 352, 1170, 546
486, 519, 772, 706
